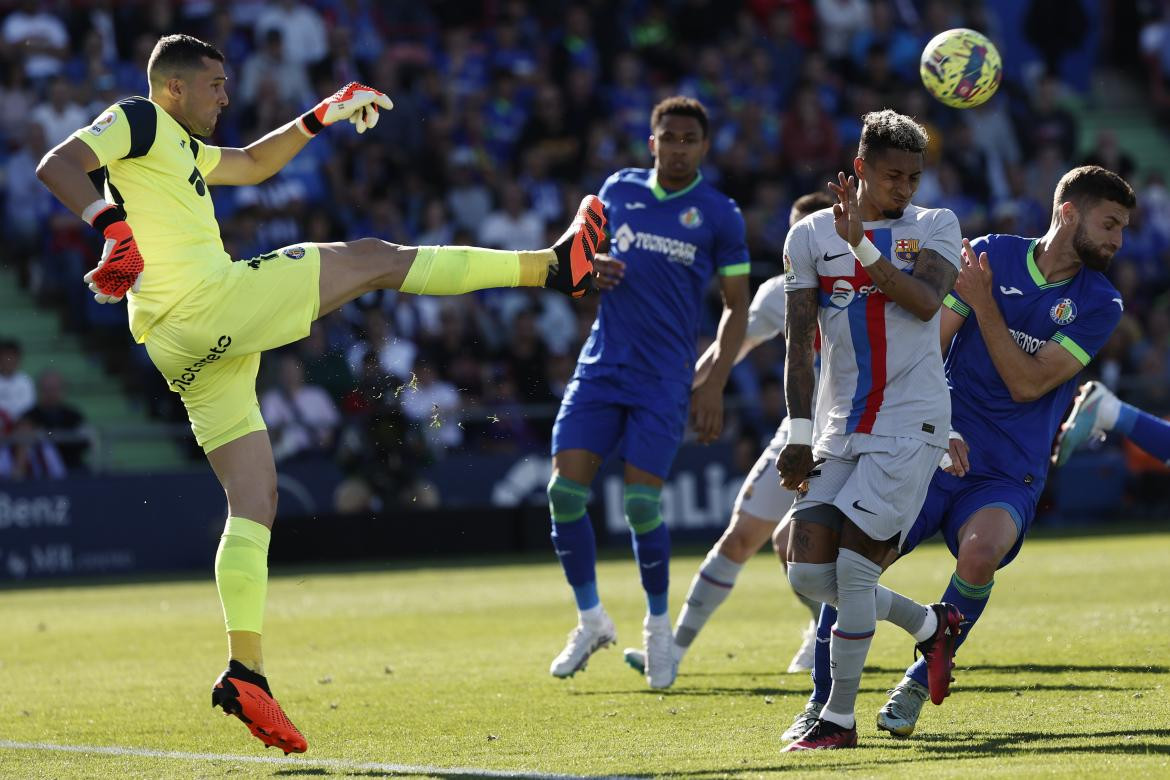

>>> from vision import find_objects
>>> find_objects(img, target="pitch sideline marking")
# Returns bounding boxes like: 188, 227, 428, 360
0, 739, 624, 779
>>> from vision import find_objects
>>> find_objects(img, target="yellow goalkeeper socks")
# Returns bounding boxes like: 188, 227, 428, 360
399, 246, 552, 295
215, 516, 270, 674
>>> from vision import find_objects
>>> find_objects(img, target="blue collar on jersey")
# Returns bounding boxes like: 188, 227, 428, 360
1025, 238, 1074, 289
647, 170, 703, 201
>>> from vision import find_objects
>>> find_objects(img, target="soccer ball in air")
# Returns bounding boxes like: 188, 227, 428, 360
920, 28, 1003, 108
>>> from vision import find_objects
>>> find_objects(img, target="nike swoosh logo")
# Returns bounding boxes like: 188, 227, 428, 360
640, 560, 664, 569
999, 285, 1023, 296
851, 499, 878, 515
626, 202, 647, 209
822, 251, 851, 263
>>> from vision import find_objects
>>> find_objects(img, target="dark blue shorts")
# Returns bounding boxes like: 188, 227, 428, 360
900, 469, 1037, 568
551, 367, 690, 479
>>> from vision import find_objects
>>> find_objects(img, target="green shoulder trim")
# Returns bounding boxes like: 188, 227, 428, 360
718, 262, 751, 277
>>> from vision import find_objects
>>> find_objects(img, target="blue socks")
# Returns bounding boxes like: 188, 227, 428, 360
1115, 402, 1170, 464
549, 475, 599, 610
811, 603, 835, 704
626, 484, 670, 615
907, 573, 992, 688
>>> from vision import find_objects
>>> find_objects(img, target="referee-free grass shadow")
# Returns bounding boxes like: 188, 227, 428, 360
956, 663, 1170, 675
661, 729, 1170, 777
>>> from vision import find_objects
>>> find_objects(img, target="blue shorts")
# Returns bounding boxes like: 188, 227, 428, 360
900, 469, 1037, 568
551, 367, 690, 479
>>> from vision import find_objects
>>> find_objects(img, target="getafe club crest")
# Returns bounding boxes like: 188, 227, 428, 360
1050, 298, 1077, 325
679, 206, 703, 229
894, 238, 920, 263
283, 246, 307, 260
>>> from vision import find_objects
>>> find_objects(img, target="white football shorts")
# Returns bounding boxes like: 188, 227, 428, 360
791, 431, 943, 547
733, 421, 800, 522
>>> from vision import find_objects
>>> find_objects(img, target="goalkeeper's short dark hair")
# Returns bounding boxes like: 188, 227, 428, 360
651, 96, 709, 139
1054, 165, 1137, 213
858, 110, 929, 160
148, 34, 225, 84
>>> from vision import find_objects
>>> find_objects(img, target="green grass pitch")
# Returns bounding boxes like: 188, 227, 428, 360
0, 529, 1167, 778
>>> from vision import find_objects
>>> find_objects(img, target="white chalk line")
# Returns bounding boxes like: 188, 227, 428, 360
0, 739, 630, 779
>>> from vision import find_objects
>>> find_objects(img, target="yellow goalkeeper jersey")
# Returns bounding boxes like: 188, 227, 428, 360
75, 97, 227, 343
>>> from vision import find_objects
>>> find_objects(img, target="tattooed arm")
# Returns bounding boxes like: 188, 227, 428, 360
866, 248, 958, 321
777, 287, 817, 490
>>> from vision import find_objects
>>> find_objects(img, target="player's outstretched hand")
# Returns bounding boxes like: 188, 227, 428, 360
828, 171, 864, 247
939, 430, 970, 476
84, 205, 142, 303
690, 382, 723, 444
592, 254, 625, 291
299, 82, 393, 137
954, 238, 993, 312
776, 442, 815, 492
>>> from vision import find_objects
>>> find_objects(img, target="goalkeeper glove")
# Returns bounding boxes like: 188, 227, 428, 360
298, 82, 393, 136
83, 202, 142, 304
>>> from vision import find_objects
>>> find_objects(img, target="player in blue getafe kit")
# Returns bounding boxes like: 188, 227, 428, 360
783, 165, 1137, 741
546, 96, 750, 689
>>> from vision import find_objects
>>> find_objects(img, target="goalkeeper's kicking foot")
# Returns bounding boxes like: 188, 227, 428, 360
547, 195, 605, 299
916, 603, 963, 705
1052, 380, 1115, 467
549, 610, 617, 678
212, 660, 307, 755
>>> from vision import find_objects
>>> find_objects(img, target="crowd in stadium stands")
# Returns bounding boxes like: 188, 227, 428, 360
1, 1, 1169, 504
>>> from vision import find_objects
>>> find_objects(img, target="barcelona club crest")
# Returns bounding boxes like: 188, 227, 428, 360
894, 238, 920, 263
679, 206, 703, 229
1049, 298, 1077, 325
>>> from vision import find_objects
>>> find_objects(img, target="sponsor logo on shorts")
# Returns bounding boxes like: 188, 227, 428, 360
168, 335, 232, 392
851, 499, 878, 515
87, 111, 116, 136
1049, 298, 1077, 325
283, 246, 306, 260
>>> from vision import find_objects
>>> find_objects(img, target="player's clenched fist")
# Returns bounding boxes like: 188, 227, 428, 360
298, 82, 393, 136
776, 442, 814, 492
84, 204, 142, 303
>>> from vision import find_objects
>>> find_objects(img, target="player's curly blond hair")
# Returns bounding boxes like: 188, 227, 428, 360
858, 110, 929, 159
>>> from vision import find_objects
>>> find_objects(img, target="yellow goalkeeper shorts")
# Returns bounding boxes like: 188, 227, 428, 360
144, 243, 321, 453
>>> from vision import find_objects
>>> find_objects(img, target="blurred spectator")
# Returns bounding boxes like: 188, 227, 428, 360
479, 182, 545, 249
0, 415, 66, 480
0, 339, 35, 429
1018, 76, 1080, 163
814, 0, 871, 66
254, 0, 329, 67
297, 322, 355, 404
347, 309, 416, 382
30, 77, 88, 147
1079, 129, 1137, 184
239, 29, 313, 108
2, 0, 69, 82
6, 122, 52, 288
780, 83, 841, 193
25, 369, 90, 471
1024, 0, 1089, 79
399, 363, 462, 451
260, 354, 341, 461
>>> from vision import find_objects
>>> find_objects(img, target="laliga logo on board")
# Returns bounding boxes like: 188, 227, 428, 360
1050, 298, 1077, 325
679, 206, 703, 229
614, 223, 636, 253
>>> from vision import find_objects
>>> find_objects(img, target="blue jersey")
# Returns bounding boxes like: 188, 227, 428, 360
943, 234, 1123, 494
575, 168, 750, 385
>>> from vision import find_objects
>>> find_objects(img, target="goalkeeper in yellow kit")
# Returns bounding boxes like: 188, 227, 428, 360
35, 34, 605, 754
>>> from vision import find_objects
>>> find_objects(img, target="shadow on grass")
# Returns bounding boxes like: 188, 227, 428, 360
660, 729, 1170, 777
571, 679, 1147, 698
